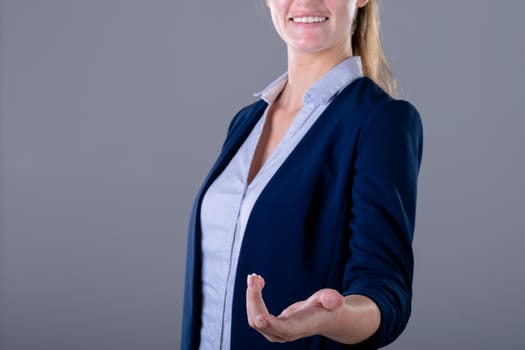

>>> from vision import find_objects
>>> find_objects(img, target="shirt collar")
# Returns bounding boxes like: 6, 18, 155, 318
253, 71, 288, 104
253, 56, 363, 105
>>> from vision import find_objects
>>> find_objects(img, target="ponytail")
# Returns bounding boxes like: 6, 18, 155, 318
352, 0, 397, 97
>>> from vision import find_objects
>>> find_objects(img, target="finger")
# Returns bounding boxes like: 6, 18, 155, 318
318, 289, 345, 310
255, 312, 310, 342
246, 273, 269, 327
277, 300, 306, 319
303, 289, 345, 311
254, 316, 287, 343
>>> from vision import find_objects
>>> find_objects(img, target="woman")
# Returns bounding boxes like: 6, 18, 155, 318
182, 0, 423, 349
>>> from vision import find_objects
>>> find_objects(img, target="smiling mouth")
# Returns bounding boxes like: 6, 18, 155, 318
290, 16, 329, 23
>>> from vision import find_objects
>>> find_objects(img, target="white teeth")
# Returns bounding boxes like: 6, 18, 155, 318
292, 16, 328, 23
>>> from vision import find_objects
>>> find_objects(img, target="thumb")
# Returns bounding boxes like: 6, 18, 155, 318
318, 289, 345, 311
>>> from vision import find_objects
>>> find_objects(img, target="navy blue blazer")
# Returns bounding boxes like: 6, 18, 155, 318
182, 77, 423, 350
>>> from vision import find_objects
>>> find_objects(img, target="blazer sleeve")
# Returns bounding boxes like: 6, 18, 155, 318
342, 99, 423, 348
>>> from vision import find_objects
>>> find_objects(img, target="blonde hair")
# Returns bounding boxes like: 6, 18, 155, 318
352, 0, 397, 97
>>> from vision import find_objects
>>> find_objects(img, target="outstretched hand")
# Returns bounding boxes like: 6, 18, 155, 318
246, 273, 346, 343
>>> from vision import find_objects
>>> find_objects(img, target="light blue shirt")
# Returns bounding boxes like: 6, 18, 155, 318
199, 56, 363, 350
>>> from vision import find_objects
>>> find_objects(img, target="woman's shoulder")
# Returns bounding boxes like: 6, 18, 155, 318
341, 77, 415, 109
225, 99, 267, 137
219, 99, 268, 152
344, 78, 423, 158
336, 76, 421, 130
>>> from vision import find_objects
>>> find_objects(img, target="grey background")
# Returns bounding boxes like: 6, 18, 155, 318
0, 1, 523, 349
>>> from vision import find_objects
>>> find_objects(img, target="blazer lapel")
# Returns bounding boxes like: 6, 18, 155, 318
204, 100, 267, 192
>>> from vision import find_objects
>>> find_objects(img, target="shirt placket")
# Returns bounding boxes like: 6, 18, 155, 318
218, 111, 267, 349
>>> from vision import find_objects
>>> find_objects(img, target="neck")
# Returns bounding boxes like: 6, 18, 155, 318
279, 45, 352, 111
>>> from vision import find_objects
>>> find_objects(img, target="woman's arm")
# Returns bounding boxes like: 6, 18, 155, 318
246, 100, 423, 346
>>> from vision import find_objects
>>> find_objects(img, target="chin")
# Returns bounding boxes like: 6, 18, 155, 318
291, 45, 331, 54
